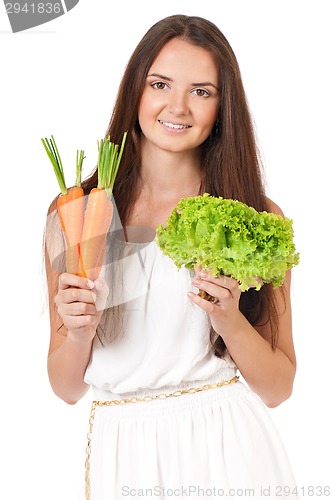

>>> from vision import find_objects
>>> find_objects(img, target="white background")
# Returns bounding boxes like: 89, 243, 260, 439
0, 1, 331, 499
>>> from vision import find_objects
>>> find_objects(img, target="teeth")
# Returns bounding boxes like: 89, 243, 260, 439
160, 121, 190, 129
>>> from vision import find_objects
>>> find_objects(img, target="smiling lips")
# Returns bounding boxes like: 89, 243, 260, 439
158, 120, 191, 131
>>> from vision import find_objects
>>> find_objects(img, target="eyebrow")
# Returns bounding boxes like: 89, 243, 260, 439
147, 73, 219, 91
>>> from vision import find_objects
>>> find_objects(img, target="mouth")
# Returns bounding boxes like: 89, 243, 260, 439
158, 120, 191, 130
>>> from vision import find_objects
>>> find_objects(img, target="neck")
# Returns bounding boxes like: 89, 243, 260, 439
140, 141, 202, 202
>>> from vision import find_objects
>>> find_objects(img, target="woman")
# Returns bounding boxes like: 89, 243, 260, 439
45, 14, 299, 500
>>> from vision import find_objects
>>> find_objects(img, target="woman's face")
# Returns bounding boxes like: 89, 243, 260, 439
138, 38, 220, 155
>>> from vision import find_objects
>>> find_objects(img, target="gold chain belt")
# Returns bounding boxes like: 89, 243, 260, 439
85, 374, 239, 500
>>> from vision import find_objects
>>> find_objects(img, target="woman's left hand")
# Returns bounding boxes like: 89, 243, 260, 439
188, 267, 244, 339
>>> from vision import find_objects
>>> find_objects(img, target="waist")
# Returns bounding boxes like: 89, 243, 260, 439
92, 365, 238, 402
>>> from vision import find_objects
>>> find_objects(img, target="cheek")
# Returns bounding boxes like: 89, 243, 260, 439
138, 91, 164, 124
200, 104, 219, 129
137, 94, 148, 127
194, 106, 219, 139
192, 95, 218, 127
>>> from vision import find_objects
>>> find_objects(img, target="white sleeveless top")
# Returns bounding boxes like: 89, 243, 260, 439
84, 238, 237, 395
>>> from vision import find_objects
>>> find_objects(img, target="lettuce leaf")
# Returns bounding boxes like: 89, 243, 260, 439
156, 193, 300, 291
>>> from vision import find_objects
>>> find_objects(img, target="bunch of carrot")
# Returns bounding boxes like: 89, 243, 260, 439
42, 132, 127, 280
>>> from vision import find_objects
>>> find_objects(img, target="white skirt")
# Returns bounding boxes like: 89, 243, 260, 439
86, 366, 299, 500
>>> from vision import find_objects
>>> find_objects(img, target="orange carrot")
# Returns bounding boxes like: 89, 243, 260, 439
79, 188, 113, 280
57, 186, 85, 275
42, 136, 85, 274
79, 132, 127, 281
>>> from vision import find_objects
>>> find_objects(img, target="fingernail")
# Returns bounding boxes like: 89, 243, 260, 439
86, 280, 94, 288
198, 272, 207, 278
192, 279, 201, 286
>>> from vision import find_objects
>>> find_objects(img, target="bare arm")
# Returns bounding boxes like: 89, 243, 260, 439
46, 252, 108, 405
188, 200, 297, 408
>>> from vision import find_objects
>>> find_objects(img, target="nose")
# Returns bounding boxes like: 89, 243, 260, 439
168, 89, 189, 115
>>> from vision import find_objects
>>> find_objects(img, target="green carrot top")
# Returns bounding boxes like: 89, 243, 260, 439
42, 135, 85, 194
97, 132, 128, 191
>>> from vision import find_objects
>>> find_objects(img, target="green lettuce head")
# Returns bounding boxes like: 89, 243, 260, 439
156, 194, 300, 292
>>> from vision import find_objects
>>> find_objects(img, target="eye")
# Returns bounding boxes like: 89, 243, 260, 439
151, 81, 168, 90
192, 88, 210, 97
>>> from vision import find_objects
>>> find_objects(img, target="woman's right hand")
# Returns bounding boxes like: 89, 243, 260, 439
54, 273, 109, 344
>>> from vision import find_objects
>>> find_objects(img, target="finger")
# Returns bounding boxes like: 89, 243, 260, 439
58, 273, 94, 291
187, 291, 216, 314
192, 278, 233, 300
194, 265, 204, 275
60, 302, 96, 316
195, 270, 239, 290
94, 278, 110, 312
57, 288, 96, 305
64, 314, 95, 331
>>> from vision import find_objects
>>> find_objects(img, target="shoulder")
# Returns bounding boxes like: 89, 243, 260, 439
264, 196, 285, 217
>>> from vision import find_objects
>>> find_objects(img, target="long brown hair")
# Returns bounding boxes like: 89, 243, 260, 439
81, 14, 281, 356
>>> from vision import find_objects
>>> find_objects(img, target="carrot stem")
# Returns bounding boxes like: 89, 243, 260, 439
96, 132, 128, 191
110, 131, 127, 190
76, 149, 85, 187
41, 136, 67, 195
